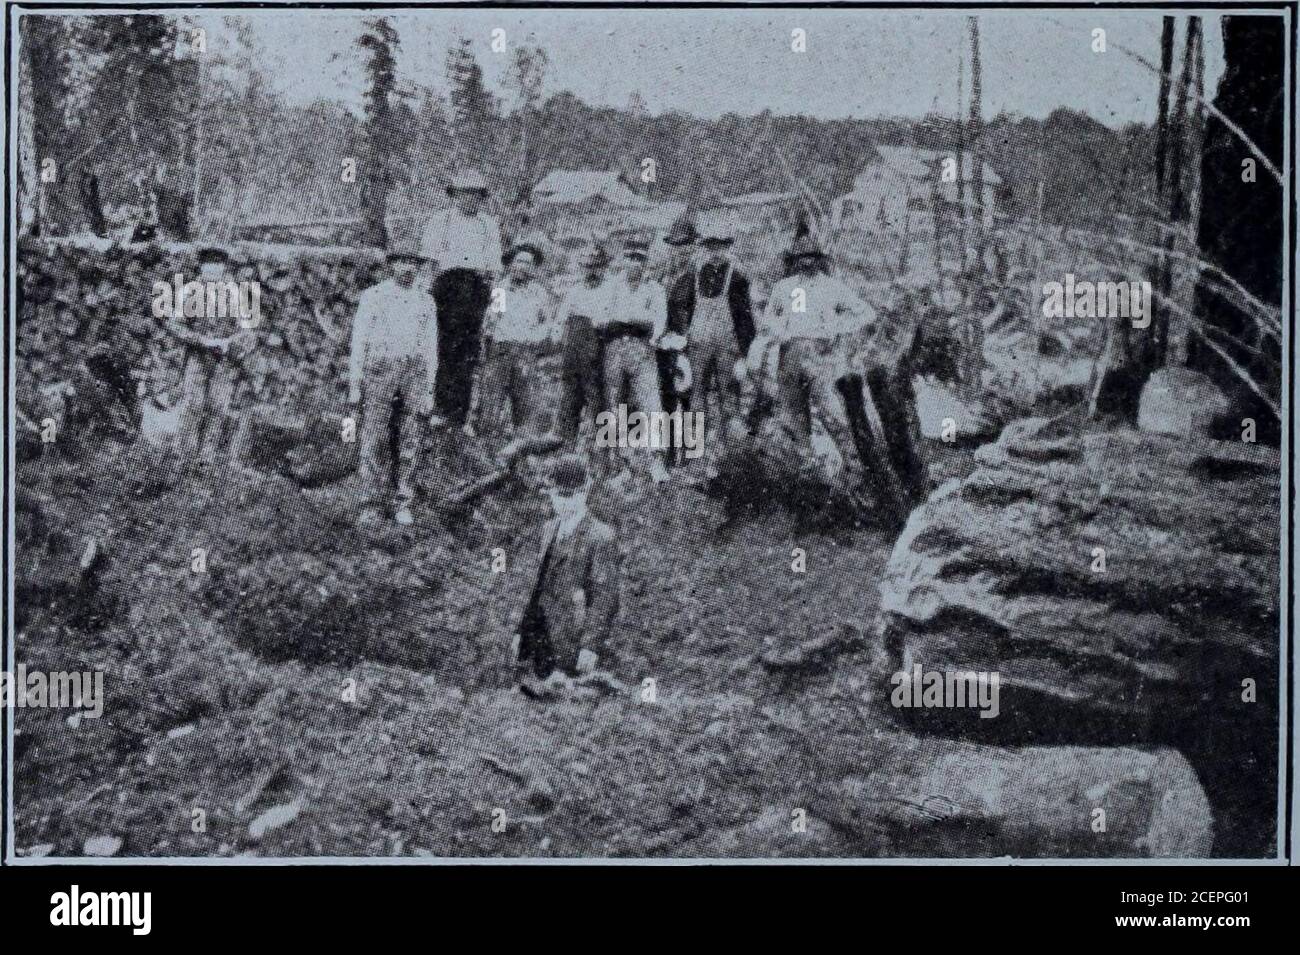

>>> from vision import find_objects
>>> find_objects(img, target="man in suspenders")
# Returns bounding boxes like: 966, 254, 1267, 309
666, 216, 756, 471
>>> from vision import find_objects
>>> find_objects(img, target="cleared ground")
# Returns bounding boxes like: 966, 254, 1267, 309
15, 440, 968, 858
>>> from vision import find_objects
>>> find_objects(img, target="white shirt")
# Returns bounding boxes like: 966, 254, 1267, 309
348, 278, 438, 391
607, 274, 668, 338
763, 273, 875, 341
488, 281, 559, 345
556, 280, 616, 327
420, 208, 503, 273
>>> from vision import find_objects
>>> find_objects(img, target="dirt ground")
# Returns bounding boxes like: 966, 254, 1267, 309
14, 436, 985, 859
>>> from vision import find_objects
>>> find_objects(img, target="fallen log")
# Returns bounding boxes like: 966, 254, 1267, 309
878, 413, 1279, 855
819, 737, 1213, 858
446, 434, 564, 507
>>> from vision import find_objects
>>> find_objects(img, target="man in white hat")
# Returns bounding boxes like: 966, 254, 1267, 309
348, 241, 438, 526
421, 170, 502, 428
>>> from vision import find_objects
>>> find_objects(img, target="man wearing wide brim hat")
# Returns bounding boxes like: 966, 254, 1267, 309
347, 236, 439, 526
421, 169, 502, 428
760, 229, 880, 489
159, 243, 256, 466
780, 232, 832, 274
665, 211, 756, 471
555, 241, 614, 441
477, 242, 559, 438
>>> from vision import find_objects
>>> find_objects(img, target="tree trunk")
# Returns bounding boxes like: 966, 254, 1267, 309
1189, 16, 1284, 444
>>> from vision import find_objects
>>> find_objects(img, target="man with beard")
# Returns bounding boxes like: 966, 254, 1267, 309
515, 454, 621, 678
761, 233, 875, 484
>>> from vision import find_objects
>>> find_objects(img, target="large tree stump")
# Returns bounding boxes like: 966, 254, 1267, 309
878, 414, 1279, 854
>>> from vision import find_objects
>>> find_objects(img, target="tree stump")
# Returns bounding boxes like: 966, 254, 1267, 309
878, 414, 1279, 854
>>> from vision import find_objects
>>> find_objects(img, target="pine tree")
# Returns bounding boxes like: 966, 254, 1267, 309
446, 38, 495, 175
357, 17, 401, 247
19, 16, 72, 234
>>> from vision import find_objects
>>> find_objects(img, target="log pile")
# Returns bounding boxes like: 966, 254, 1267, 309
16, 237, 387, 434
878, 413, 1279, 854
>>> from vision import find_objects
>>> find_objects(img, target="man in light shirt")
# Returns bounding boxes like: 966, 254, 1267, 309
555, 245, 614, 441
600, 238, 670, 482
421, 170, 502, 429
477, 243, 557, 437
761, 233, 876, 476
348, 243, 438, 527
161, 245, 258, 466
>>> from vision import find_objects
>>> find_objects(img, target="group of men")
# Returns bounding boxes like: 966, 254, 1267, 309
165, 168, 884, 678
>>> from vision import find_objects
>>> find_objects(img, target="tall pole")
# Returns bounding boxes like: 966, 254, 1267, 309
968, 16, 984, 242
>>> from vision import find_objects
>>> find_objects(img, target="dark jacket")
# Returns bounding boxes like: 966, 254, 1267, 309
517, 512, 621, 676
667, 263, 757, 354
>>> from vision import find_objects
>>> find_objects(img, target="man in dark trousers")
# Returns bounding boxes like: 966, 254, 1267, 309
555, 245, 614, 442
515, 455, 622, 678
667, 215, 756, 470
655, 214, 698, 465
421, 170, 502, 428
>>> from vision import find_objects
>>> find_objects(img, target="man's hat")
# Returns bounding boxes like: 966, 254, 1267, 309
503, 242, 545, 268
386, 237, 429, 264
196, 245, 231, 266
696, 211, 735, 245
621, 237, 651, 261
579, 244, 611, 269
446, 169, 490, 197
784, 233, 828, 262
549, 454, 589, 493
662, 212, 698, 247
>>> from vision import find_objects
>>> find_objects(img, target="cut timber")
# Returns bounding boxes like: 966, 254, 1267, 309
878, 414, 1279, 855
821, 737, 1213, 859
447, 434, 564, 506
1137, 367, 1230, 439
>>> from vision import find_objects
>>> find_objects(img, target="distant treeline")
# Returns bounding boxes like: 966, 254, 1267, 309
17, 13, 1157, 239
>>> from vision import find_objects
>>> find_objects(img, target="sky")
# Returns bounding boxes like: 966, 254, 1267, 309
172, 7, 1239, 127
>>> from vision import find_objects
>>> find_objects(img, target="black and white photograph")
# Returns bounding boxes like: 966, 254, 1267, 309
2, 0, 1292, 889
